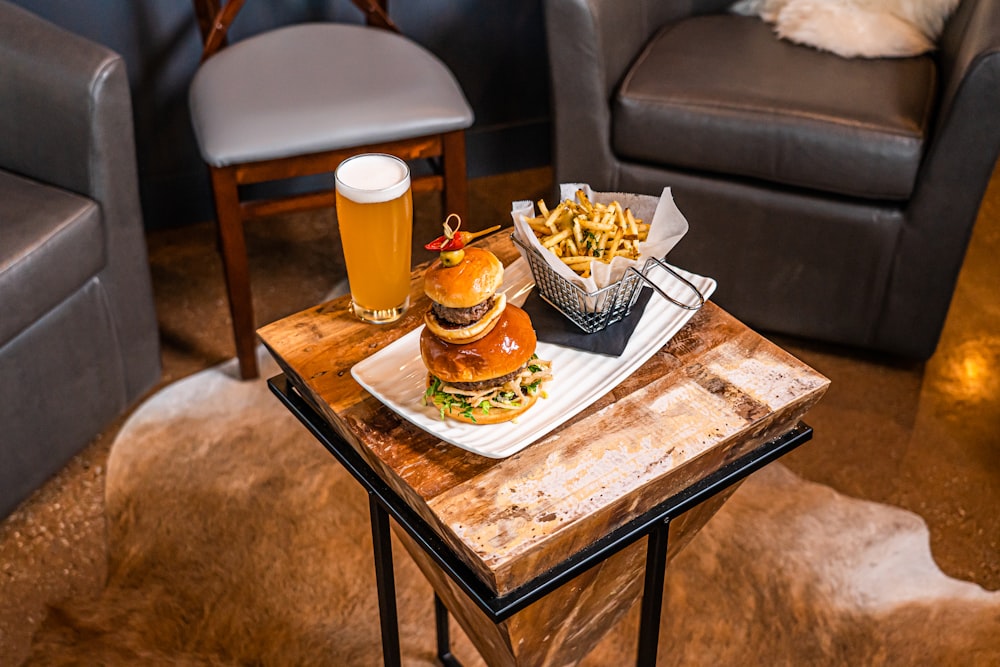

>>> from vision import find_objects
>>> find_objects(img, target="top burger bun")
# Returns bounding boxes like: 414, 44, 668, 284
424, 247, 504, 308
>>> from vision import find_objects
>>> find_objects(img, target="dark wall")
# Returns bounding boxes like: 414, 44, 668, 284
12, 1, 551, 228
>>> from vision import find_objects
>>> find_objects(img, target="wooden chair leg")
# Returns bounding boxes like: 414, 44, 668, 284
442, 130, 469, 223
210, 166, 258, 380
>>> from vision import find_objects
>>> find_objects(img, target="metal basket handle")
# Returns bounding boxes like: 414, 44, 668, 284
626, 257, 705, 311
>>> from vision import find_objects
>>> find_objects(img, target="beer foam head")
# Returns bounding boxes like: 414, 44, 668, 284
335, 154, 410, 204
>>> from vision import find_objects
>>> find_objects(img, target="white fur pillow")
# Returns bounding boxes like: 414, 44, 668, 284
729, 0, 961, 58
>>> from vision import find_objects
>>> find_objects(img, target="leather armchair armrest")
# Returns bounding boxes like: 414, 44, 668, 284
542, 0, 736, 188
875, 0, 1000, 354
907, 0, 1000, 256
544, 0, 645, 189
0, 1, 159, 398
937, 0, 1000, 113
0, 1, 132, 203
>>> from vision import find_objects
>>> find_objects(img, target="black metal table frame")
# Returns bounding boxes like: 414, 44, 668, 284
269, 374, 813, 667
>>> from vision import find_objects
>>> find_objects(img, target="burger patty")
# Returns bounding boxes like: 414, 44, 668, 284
431, 296, 495, 327
444, 365, 524, 392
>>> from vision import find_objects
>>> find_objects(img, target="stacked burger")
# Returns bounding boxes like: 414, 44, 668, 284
420, 222, 552, 424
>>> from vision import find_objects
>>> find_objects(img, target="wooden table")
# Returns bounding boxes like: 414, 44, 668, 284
259, 231, 830, 666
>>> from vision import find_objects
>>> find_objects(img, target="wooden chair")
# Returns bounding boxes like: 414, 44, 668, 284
189, 0, 474, 378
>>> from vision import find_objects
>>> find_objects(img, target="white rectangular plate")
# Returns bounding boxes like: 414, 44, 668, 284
351, 258, 716, 458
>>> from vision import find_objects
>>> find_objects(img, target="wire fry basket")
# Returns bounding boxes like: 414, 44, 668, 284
512, 233, 705, 334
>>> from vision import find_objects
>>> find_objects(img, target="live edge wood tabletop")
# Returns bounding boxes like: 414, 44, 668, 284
258, 229, 830, 665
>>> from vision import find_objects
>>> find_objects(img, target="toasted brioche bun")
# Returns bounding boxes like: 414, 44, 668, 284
423, 292, 506, 344
426, 377, 538, 425
420, 304, 536, 384
424, 247, 504, 308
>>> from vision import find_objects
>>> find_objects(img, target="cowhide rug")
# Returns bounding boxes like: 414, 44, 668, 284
25, 351, 1000, 666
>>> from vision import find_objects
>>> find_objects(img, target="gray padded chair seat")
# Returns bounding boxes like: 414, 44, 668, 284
189, 22, 474, 167
613, 15, 936, 200
0, 169, 104, 346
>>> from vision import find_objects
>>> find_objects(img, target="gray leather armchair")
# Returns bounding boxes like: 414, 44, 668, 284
544, 0, 1000, 358
0, 1, 161, 517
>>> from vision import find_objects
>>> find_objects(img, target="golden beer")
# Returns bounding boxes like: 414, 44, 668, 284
334, 154, 413, 323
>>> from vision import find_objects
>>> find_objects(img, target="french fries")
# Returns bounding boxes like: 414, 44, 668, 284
523, 190, 650, 277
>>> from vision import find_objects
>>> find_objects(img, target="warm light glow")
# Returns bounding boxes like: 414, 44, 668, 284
962, 355, 986, 386
934, 337, 1000, 403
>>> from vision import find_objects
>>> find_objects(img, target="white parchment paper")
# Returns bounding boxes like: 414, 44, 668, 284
511, 184, 689, 292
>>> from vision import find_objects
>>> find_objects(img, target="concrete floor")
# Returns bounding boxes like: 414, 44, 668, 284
1, 165, 997, 664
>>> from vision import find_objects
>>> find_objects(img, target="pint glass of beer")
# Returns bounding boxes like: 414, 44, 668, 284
334, 154, 413, 324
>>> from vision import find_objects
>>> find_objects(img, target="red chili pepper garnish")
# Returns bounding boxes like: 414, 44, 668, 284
425, 213, 465, 251
423, 234, 466, 251
423, 214, 500, 253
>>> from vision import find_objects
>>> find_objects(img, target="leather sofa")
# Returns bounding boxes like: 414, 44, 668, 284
0, 1, 161, 518
543, 0, 1000, 358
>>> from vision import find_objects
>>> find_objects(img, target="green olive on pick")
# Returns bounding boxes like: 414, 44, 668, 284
439, 248, 465, 266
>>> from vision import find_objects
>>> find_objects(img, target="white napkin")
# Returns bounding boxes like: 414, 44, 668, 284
511, 184, 689, 292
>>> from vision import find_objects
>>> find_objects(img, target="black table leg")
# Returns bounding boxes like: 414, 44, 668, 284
370, 493, 402, 667
435, 594, 463, 666
636, 518, 670, 667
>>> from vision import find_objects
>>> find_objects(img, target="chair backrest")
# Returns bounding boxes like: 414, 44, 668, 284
191, 0, 399, 61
